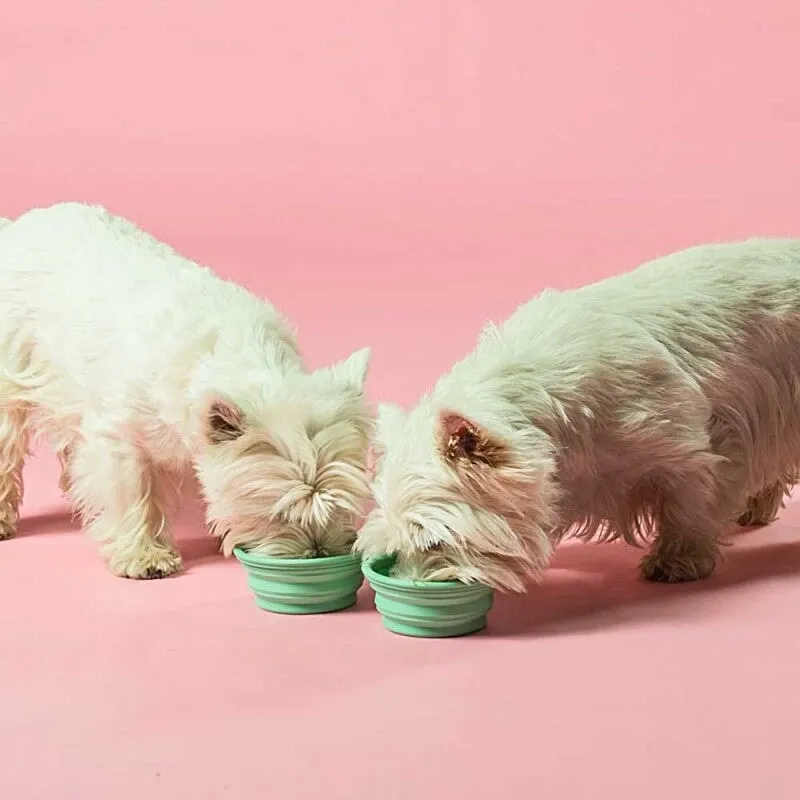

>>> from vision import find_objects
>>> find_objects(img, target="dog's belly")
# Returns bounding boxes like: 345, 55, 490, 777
558, 468, 642, 529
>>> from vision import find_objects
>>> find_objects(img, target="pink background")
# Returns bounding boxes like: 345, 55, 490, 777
2, 2, 800, 798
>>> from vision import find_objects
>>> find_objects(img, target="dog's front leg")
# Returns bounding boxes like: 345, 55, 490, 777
640, 470, 724, 583
68, 433, 182, 579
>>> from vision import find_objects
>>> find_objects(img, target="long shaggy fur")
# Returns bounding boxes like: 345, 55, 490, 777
0, 203, 372, 577
357, 239, 800, 591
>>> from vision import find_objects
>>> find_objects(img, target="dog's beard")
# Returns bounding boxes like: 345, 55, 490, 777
212, 516, 357, 558
357, 502, 553, 592
388, 547, 533, 591
268, 459, 370, 528
202, 451, 369, 558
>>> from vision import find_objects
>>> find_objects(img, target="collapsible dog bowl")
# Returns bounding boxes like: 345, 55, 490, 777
362, 554, 494, 638
234, 548, 364, 614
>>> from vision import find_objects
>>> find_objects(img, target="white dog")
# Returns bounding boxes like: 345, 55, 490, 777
357, 239, 800, 591
0, 203, 373, 578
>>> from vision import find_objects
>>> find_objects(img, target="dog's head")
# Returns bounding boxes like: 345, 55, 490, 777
356, 401, 559, 591
195, 348, 373, 557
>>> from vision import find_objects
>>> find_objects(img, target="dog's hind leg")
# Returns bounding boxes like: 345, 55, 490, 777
0, 403, 29, 540
68, 431, 182, 578
736, 470, 798, 526
640, 461, 727, 583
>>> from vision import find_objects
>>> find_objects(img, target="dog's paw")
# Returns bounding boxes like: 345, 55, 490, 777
109, 547, 183, 580
639, 551, 716, 583
0, 520, 15, 540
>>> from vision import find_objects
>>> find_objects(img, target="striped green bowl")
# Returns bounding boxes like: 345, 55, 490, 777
234, 548, 364, 614
363, 554, 494, 638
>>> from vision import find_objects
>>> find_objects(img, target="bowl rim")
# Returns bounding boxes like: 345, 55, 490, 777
233, 546, 361, 569
362, 553, 493, 594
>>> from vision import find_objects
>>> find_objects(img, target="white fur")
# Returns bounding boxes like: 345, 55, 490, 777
358, 239, 800, 591
0, 203, 372, 577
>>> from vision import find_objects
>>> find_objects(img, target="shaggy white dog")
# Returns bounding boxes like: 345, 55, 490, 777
357, 239, 800, 591
0, 203, 372, 578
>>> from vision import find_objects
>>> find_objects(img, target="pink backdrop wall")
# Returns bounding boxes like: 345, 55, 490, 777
5, 1, 800, 410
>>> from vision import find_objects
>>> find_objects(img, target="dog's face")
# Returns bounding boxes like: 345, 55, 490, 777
356, 402, 559, 591
195, 349, 373, 557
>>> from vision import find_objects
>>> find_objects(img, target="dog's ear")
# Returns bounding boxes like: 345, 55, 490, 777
437, 411, 507, 467
331, 347, 370, 393
205, 397, 246, 444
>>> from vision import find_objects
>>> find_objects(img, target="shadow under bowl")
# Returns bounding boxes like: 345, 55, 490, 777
362, 554, 494, 638
234, 547, 364, 614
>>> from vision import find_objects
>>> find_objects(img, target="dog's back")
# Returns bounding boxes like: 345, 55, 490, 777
0, 203, 298, 431
490, 239, 800, 525
0, 203, 291, 375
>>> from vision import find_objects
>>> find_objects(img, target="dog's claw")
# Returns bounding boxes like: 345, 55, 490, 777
109, 548, 183, 580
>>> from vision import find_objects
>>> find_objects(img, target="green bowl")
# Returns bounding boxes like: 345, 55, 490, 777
233, 548, 364, 614
362, 554, 494, 638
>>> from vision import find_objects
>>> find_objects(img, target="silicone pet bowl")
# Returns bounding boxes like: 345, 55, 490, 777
362, 554, 494, 638
234, 548, 364, 614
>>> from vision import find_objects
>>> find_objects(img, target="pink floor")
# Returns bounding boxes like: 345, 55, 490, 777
3, 449, 800, 799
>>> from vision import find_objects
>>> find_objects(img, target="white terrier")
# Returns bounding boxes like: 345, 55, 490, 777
0, 203, 373, 578
357, 239, 800, 591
